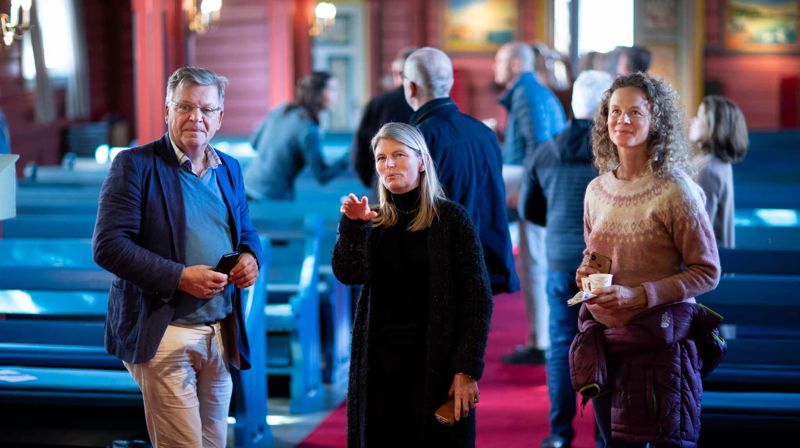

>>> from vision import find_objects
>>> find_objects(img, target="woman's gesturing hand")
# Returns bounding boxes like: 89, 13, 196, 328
449, 372, 479, 422
340, 193, 378, 221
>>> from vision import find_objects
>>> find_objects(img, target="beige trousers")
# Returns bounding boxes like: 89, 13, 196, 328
125, 322, 232, 448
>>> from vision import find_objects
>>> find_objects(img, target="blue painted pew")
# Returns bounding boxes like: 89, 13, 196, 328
250, 212, 351, 398
0, 237, 273, 447
2, 209, 353, 401
734, 130, 800, 210
698, 248, 800, 430
263, 215, 326, 413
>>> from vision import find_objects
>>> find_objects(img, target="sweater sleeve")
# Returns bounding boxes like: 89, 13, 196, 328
331, 215, 372, 285
447, 203, 494, 380
641, 180, 721, 306
696, 165, 722, 234
301, 127, 345, 184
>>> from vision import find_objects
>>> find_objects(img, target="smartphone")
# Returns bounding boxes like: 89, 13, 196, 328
589, 252, 612, 274
213, 251, 240, 274
434, 397, 456, 426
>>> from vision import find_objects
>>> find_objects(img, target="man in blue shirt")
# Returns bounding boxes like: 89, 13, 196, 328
93, 67, 262, 446
495, 42, 567, 365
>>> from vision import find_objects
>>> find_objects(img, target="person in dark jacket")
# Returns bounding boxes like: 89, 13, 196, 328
521, 70, 613, 448
93, 67, 263, 446
403, 46, 518, 295
333, 122, 492, 448
351, 47, 416, 195
244, 71, 348, 200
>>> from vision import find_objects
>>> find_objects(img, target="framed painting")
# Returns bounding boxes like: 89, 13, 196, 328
724, 0, 799, 53
443, 0, 517, 53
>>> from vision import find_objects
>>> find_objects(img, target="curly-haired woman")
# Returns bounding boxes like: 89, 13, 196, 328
689, 95, 749, 248
572, 73, 722, 447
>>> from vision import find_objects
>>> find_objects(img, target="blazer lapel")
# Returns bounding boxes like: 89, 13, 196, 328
154, 134, 187, 262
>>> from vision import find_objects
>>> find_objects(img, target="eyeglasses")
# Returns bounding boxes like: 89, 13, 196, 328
169, 101, 222, 119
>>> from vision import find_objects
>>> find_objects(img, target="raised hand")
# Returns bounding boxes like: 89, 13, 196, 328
340, 193, 378, 221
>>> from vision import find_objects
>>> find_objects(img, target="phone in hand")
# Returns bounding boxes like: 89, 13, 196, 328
434, 397, 456, 426
589, 252, 612, 274
213, 252, 240, 274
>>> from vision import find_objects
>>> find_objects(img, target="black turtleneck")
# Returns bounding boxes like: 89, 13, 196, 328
370, 187, 430, 341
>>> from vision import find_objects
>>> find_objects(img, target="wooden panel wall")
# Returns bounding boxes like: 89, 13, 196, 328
367, 0, 541, 126
190, 0, 271, 136
0, 0, 134, 173
704, 0, 800, 130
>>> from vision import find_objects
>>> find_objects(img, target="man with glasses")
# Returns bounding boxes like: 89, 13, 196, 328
93, 66, 262, 446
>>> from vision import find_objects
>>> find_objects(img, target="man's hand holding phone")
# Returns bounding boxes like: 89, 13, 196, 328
227, 252, 258, 289
178, 251, 259, 298
179, 265, 229, 299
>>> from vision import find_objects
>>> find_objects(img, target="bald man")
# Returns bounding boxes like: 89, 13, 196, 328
494, 42, 567, 366
403, 46, 518, 296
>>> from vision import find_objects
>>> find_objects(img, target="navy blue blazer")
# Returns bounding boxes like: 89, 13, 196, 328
93, 134, 263, 369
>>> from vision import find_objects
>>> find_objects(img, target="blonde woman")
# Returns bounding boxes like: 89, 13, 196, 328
333, 122, 492, 447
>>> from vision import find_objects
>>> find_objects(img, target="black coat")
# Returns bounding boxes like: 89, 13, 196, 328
411, 98, 519, 294
332, 200, 493, 448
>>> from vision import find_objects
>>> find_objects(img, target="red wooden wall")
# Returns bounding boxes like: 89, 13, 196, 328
190, 0, 271, 136
0, 0, 134, 172
2, 0, 798, 174
704, 0, 800, 130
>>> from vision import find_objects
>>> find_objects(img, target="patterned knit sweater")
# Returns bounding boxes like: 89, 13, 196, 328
582, 169, 720, 328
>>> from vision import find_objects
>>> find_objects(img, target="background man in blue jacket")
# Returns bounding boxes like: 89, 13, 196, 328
495, 41, 567, 365
93, 66, 262, 447
403, 46, 519, 296
521, 70, 613, 448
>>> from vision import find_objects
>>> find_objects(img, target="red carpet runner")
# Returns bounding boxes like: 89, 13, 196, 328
298, 292, 596, 447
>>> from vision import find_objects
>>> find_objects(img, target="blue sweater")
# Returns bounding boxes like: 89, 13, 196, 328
172, 168, 234, 324
499, 72, 567, 165
245, 104, 346, 200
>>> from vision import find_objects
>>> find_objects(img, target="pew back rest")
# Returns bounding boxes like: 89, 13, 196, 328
699, 248, 800, 388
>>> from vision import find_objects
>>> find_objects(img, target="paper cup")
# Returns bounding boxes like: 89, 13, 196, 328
589, 273, 613, 292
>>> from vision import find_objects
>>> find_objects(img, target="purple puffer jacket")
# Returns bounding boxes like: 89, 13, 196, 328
570, 302, 725, 447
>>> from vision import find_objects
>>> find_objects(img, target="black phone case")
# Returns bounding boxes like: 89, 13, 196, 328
214, 252, 240, 273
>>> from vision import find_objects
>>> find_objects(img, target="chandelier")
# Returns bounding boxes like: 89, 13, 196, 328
309, 2, 336, 37
0, 0, 32, 46
184, 0, 222, 34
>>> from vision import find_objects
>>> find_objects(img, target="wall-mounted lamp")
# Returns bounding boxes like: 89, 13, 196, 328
184, 0, 222, 34
309, 2, 336, 37
0, 0, 32, 46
